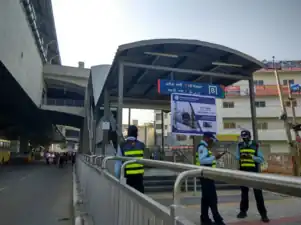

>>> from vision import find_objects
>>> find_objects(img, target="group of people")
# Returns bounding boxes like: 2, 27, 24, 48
115, 125, 270, 225
45, 151, 76, 167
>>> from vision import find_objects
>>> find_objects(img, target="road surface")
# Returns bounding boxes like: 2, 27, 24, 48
0, 162, 73, 225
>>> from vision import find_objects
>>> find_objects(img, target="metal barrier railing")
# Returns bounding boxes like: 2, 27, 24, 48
78, 154, 301, 225
46, 98, 84, 107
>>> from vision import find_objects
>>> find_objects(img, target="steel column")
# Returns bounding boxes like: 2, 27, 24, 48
128, 108, 131, 126
101, 89, 110, 155
248, 79, 258, 141
117, 63, 124, 145
161, 110, 165, 151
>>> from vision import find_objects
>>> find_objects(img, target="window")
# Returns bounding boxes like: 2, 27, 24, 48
257, 122, 268, 130
164, 125, 168, 130
283, 79, 294, 85
223, 102, 235, 108
255, 101, 266, 107
155, 124, 161, 129
223, 122, 236, 129
164, 113, 168, 119
254, 80, 264, 86
285, 100, 297, 107
155, 114, 161, 121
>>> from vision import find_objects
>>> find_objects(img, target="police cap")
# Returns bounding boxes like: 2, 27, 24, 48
203, 132, 218, 142
128, 125, 138, 137
241, 130, 251, 138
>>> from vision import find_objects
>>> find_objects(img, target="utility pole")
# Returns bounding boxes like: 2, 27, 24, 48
288, 84, 300, 176
274, 56, 298, 176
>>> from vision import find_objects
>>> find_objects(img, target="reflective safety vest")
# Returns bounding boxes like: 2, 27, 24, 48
195, 143, 216, 168
239, 141, 258, 171
121, 140, 145, 175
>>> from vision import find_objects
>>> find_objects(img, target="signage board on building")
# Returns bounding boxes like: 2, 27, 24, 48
258, 60, 301, 71
224, 85, 301, 97
170, 93, 217, 136
225, 86, 241, 96
157, 79, 225, 98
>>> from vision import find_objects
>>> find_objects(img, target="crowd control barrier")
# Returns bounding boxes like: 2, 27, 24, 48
76, 154, 301, 225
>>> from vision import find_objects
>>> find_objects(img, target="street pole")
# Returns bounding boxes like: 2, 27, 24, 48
274, 56, 296, 176
288, 84, 300, 176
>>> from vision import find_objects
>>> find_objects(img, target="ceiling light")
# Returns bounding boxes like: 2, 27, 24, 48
212, 62, 243, 68
144, 52, 179, 58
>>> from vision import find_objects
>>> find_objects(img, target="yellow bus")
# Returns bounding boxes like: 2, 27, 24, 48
0, 139, 11, 164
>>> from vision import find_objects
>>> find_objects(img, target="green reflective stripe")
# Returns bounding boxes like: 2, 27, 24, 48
125, 155, 143, 158
241, 159, 255, 162
124, 150, 144, 155
195, 150, 215, 168
126, 169, 144, 175
240, 149, 256, 153
241, 163, 256, 167
125, 163, 143, 169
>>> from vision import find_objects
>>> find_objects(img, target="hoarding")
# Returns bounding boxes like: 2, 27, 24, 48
171, 93, 217, 136
157, 79, 225, 98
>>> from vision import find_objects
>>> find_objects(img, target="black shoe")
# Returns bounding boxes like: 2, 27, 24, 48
201, 221, 213, 225
214, 221, 226, 225
261, 215, 270, 223
200, 217, 214, 225
237, 212, 247, 219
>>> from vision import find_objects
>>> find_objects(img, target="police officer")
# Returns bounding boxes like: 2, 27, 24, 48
114, 125, 145, 193
236, 130, 269, 223
196, 132, 225, 225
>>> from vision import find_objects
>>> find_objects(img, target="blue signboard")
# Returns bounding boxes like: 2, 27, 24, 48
171, 93, 217, 136
290, 84, 301, 92
157, 79, 225, 98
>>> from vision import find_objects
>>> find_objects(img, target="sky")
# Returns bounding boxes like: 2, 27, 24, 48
52, 0, 301, 124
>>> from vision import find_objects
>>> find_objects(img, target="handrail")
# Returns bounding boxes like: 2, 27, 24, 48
95, 155, 301, 198
120, 160, 137, 184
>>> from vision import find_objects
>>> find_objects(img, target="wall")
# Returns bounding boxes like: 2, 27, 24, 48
0, 1, 43, 106
43, 64, 90, 87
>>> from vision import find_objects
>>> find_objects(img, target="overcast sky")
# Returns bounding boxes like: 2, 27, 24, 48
52, 0, 301, 124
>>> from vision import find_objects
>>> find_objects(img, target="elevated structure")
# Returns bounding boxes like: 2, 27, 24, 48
0, 1, 65, 147
81, 38, 264, 155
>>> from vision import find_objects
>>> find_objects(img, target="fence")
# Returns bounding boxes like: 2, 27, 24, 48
76, 154, 301, 225
46, 98, 84, 107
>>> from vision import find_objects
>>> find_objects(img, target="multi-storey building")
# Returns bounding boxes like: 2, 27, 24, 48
155, 60, 301, 153
219, 60, 301, 154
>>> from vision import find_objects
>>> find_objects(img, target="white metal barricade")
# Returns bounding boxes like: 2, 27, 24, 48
76, 155, 301, 225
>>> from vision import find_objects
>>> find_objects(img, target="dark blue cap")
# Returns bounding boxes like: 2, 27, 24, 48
241, 130, 251, 138
127, 125, 138, 137
203, 132, 218, 142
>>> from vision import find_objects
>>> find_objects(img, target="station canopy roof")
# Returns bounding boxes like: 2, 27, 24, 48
97, 39, 264, 107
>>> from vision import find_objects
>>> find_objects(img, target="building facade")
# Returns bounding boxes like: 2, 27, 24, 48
155, 60, 301, 154
220, 62, 301, 154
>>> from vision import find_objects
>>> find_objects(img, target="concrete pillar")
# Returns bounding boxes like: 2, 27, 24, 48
19, 137, 29, 153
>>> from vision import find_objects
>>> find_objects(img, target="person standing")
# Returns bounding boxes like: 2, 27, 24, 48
114, 125, 145, 193
196, 132, 226, 225
235, 130, 269, 223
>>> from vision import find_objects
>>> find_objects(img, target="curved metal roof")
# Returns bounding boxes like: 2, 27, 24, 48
98, 38, 263, 106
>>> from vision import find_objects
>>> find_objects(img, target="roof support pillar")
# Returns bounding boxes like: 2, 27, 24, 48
248, 78, 258, 141
101, 88, 110, 155
117, 63, 124, 145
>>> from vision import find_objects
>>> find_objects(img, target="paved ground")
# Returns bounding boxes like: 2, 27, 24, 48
0, 162, 73, 225
149, 190, 301, 225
